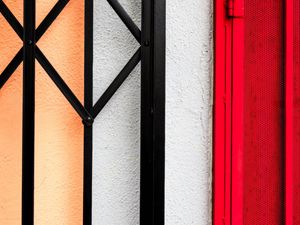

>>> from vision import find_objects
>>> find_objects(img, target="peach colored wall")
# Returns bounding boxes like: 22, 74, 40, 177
0, 0, 84, 224
0, 1, 23, 223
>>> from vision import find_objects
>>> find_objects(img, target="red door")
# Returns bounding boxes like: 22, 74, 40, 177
214, 0, 300, 224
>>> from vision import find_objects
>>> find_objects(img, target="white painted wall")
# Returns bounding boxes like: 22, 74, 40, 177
165, 0, 213, 224
93, 0, 213, 224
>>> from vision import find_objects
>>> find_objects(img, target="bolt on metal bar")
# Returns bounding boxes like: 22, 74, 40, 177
140, 0, 165, 224
83, 0, 94, 224
35, 47, 93, 123
22, 0, 36, 224
92, 48, 141, 118
106, 0, 141, 43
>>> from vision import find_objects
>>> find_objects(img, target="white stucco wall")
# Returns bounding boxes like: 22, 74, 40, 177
165, 0, 213, 224
93, 0, 213, 224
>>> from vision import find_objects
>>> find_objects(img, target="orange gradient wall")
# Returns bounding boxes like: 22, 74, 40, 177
0, 0, 84, 224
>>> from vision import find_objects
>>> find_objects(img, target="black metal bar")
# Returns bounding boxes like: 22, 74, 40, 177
92, 48, 141, 118
35, 0, 70, 41
83, 0, 93, 224
22, 0, 36, 224
140, 0, 165, 224
106, 0, 141, 43
35, 47, 93, 124
0, 48, 23, 89
0, 0, 23, 37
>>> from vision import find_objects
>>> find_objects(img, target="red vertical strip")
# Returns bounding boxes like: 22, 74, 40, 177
231, 7, 244, 225
224, 21, 232, 225
293, 0, 300, 223
214, 0, 244, 224
285, 0, 294, 224
213, 0, 230, 224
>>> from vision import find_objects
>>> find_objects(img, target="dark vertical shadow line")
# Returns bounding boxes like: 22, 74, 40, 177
83, 0, 94, 225
140, 0, 166, 224
22, 0, 36, 224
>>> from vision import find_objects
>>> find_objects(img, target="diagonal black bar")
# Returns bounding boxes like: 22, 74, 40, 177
92, 48, 141, 118
0, 0, 69, 89
0, 1, 23, 90
0, 0, 23, 37
35, 47, 93, 123
36, 0, 70, 40
107, 0, 141, 43
0, 48, 23, 89
22, 0, 36, 224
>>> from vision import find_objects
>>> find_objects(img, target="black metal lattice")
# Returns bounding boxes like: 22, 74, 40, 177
0, 0, 165, 224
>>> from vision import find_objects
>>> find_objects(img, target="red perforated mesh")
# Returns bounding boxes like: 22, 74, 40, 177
293, 0, 300, 223
244, 0, 285, 224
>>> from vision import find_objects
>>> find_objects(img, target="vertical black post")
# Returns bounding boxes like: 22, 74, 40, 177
141, 0, 166, 224
23, 0, 36, 224
83, 0, 93, 224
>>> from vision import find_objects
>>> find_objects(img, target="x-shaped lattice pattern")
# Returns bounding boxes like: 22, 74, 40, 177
0, 0, 141, 125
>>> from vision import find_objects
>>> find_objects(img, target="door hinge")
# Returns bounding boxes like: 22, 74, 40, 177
227, 0, 244, 18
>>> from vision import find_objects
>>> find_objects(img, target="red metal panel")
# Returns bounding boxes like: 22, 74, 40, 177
244, 0, 285, 224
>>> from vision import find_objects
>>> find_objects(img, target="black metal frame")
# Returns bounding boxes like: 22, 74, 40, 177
0, 0, 165, 224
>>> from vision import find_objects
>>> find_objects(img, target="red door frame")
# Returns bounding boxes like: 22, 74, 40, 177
213, 0, 244, 224
214, 0, 294, 224
285, 0, 294, 224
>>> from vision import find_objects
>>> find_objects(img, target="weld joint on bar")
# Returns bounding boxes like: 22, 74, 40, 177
82, 115, 94, 127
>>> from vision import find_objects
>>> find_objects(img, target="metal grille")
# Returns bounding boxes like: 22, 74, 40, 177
244, 0, 285, 224
0, 0, 165, 224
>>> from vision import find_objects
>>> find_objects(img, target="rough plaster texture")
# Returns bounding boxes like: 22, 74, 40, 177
93, 0, 141, 224
93, 0, 213, 224
165, 0, 213, 224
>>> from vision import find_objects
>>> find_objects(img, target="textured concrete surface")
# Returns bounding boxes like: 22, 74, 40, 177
93, 0, 141, 224
165, 0, 213, 224
93, 0, 213, 224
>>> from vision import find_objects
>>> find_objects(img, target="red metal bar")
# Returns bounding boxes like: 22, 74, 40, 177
213, 0, 229, 223
214, 0, 244, 224
231, 6, 244, 224
285, 0, 294, 224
